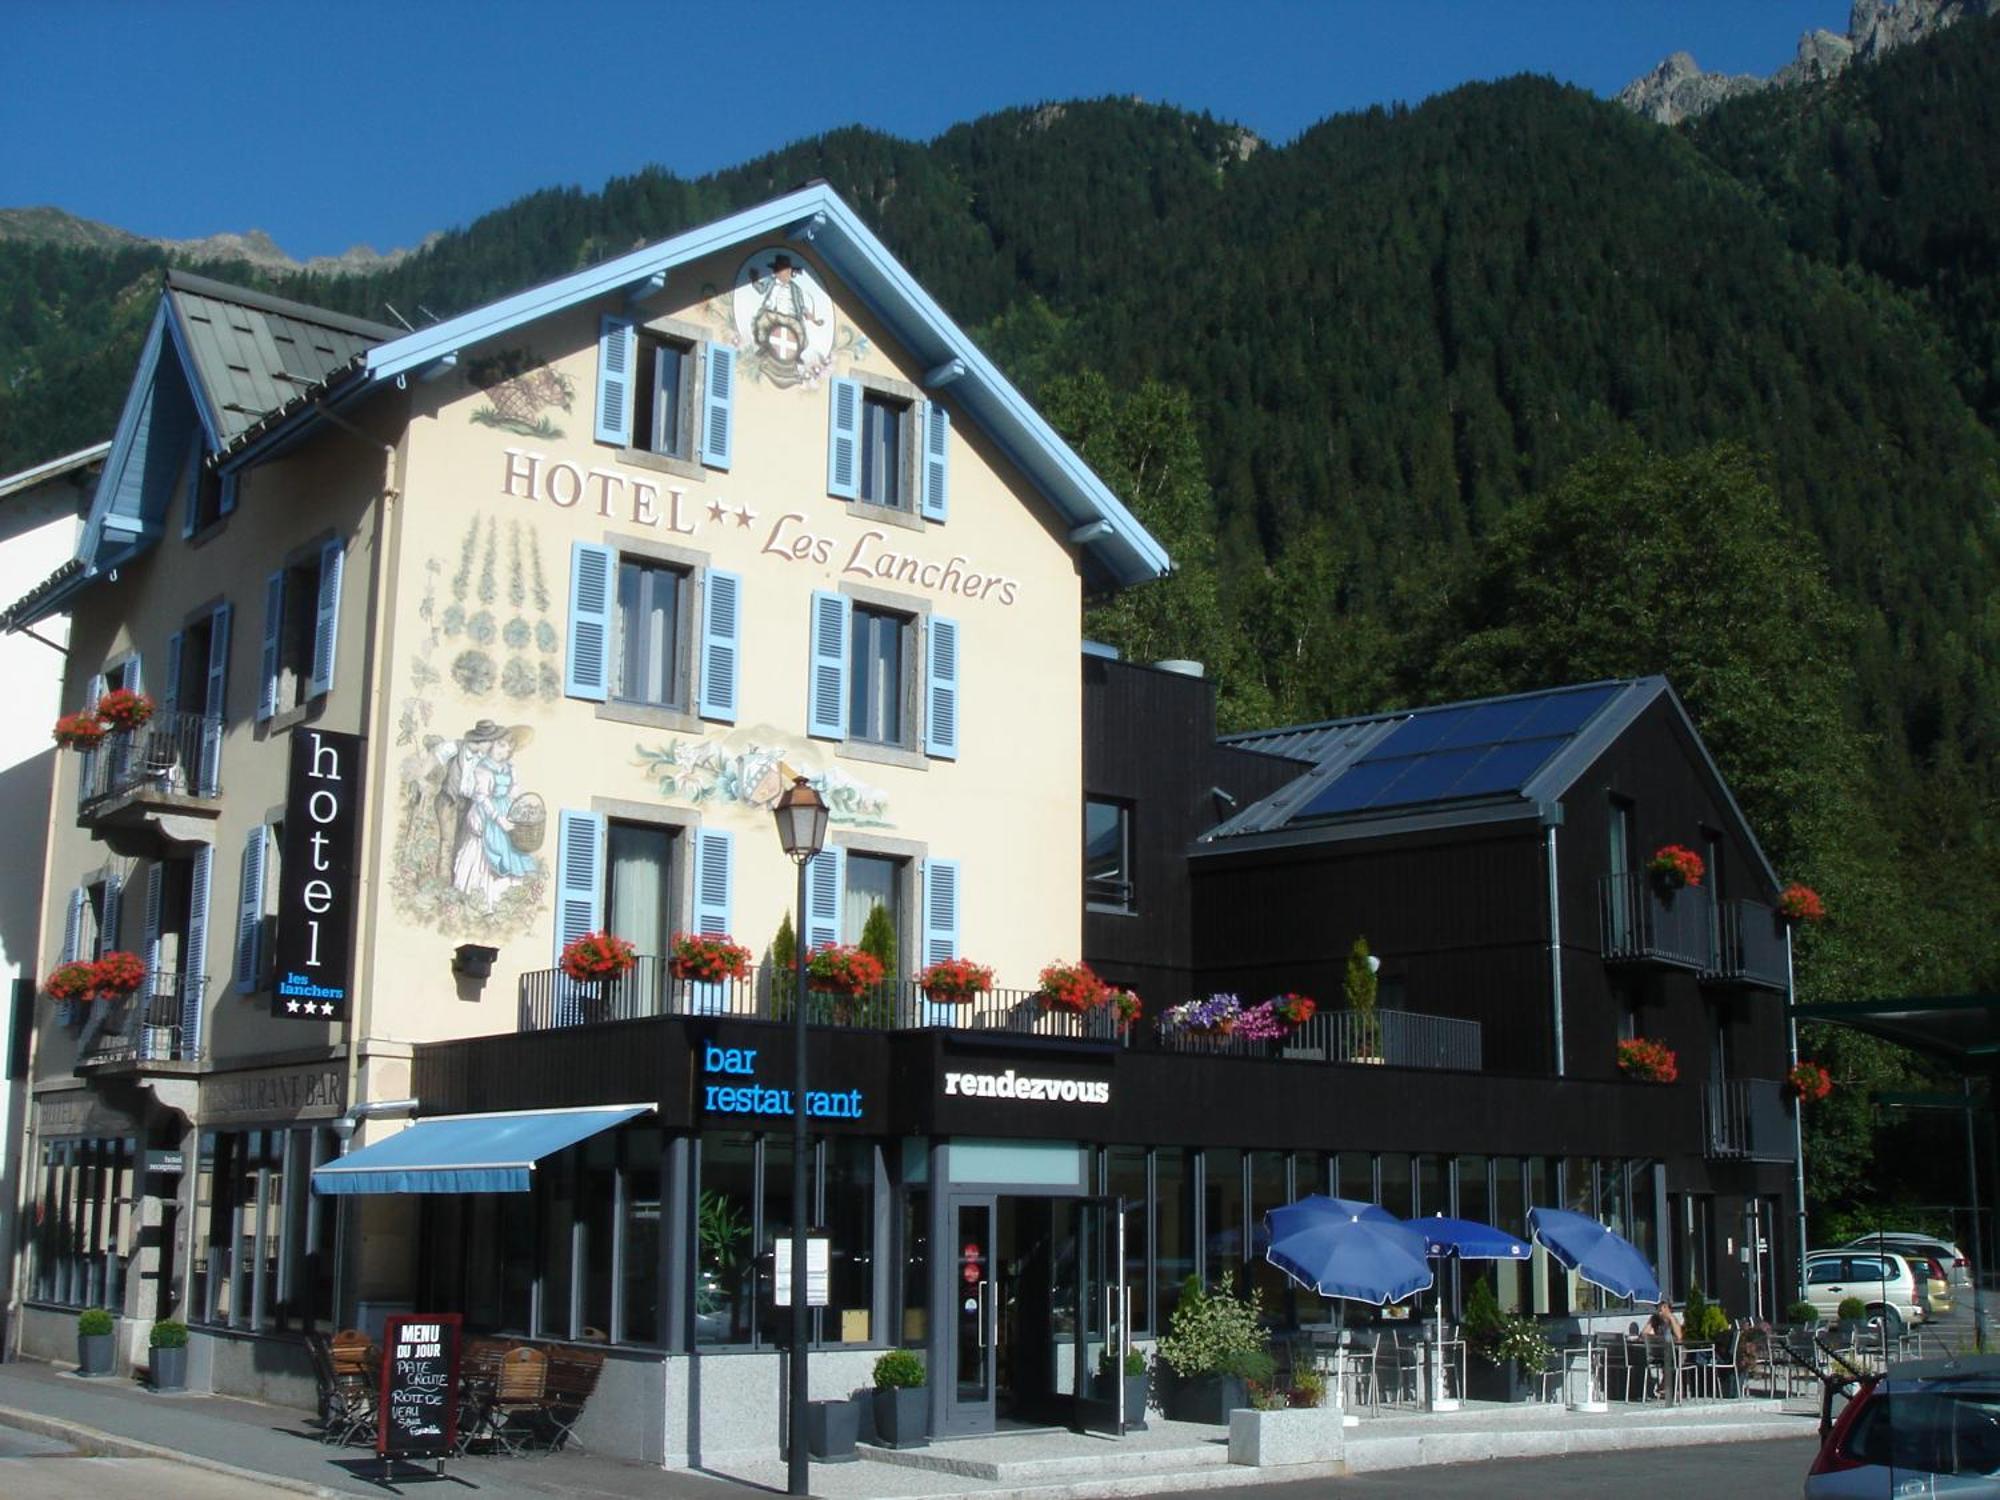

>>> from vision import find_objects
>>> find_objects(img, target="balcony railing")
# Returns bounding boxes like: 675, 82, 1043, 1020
1702, 899, 1789, 992
518, 959, 1120, 1041
77, 710, 223, 810
1599, 872, 1713, 971
1160, 1007, 1483, 1072
74, 969, 204, 1067
1703, 1077, 1795, 1162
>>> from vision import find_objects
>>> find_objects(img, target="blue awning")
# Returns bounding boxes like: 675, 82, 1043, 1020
311, 1104, 651, 1195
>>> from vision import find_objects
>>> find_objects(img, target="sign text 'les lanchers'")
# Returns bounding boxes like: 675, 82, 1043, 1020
272, 729, 362, 1021
501, 448, 1020, 607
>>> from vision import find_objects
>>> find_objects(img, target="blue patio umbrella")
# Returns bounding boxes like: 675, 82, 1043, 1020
1407, 1214, 1533, 1406
1264, 1195, 1434, 1306
1527, 1207, 1661, 1303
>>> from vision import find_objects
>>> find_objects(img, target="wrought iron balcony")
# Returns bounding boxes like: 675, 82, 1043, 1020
1598, 871, 1714, 971
1703, 1077, 1795, 1162
518, 959, 1120, 1042
1160, 1007, 1484, 1072
1701, 898, 1790, 992
76, 712, 223, 856
73, 969, 204, 1068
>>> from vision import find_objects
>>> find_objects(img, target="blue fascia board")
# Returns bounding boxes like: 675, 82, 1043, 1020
346, 185, 1167, 588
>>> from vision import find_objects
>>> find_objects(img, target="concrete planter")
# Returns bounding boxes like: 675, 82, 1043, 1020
1125, 1372, 1151, 1430
1466, 1356, 1531, 1403
872, 1386, 928, 1449
1167, 1372, 1248, 1426
76, 1331, 114, 1377
150, 1345, 188, 1393
1228, 1405, 1342, 1467
804, 1398, 858, 1462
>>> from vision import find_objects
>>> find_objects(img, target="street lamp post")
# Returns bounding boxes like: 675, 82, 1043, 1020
773, 777, 828, 1496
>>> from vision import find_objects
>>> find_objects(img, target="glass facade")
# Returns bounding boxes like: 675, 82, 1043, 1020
28, 1136, 134, 1309
191, 1126, 337, 1332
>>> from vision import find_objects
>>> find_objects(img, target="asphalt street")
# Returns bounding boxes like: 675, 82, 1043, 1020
0, 1422, 295, 1500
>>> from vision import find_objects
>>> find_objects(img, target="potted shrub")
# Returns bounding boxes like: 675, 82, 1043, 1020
559, 930, 637, 983
52, 710, 109, 751
1785, 1299, 1821, 1328
1778, 883, 1826, 926
1461, 1280, 1552, 1402
1648, 844, 1705, 891
667, 932, 752, 983
149, 1319, 188, 1392
1344, 938, 1382, 1061
1616, 1037, 1679, 1083
76, 1306, 114, 1376
96, 687, 156, 732
1036, 960, 1106, 1014
1228, 1368, 1341, 1467
1156, 1275, 1271, 1424
916, 956, 993, 1005
871, 1348, 928, 1449
1097, 1345, 1151, 1428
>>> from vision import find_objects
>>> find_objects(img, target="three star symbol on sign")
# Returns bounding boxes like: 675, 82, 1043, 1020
284, 999, 338, 1017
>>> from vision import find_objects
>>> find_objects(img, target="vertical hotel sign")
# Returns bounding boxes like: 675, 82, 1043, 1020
272, 729, 363, 1020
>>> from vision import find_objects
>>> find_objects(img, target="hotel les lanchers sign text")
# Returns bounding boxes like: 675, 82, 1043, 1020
501, 447, 1021, 607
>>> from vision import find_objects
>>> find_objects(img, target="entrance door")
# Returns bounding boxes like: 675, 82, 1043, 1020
946, 1198, 997, 1434
1069, 1195, 1127, 1435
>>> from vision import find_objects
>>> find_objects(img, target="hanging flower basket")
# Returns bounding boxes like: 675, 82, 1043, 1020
95, 689, 156, 732
1787, 1060, 1834, 1103
1647, 845, 1705, 890
1157, 993, 1243, 1037
52, 711, 109, 751
1107, 988, 1142, 1032
1778, 884, 1826, 926
559, 931, 637, 983
1616, 1037, 1679, 1084
91, 950, 148, 999
806, 943, 885, 999
45, 960, 101, 1004
1271, 992, 1317, 1027
668, 932, 752, 982
1036, 960, 1107, 1014
917, 956, 994, 1004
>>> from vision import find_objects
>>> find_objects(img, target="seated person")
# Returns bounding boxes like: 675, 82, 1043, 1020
1643, 1300, 1684, 1342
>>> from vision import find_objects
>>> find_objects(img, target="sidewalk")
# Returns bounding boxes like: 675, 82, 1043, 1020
0, 1353, 1821, 1500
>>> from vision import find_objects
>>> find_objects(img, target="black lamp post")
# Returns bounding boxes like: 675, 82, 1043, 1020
773, 776, 827, 1495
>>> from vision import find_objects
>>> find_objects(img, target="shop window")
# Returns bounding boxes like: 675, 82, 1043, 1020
1104, 1147, 1150, 1336
821, 1139, 876, 1344
620, 1132, 663, 1345
193, 1126, 336, 1333
1378, 1152, 1413, 1218
1085, 799, 1134, 913
1202, 1148, 1244, 1289
1337, 1151, 1374, 1203
615, 557, 688, 708
1154, 1149, 1194, 1334
1247, 1151, 1294, 1316
1416, 1154, 1445, 1218
898, 1186, 930, 1348
849, 604, 910, 746
696, 1133, 757, 1347
28, 1136, 133, 1309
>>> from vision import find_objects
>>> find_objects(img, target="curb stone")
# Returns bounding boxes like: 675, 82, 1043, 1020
0, 1404, 357, 1499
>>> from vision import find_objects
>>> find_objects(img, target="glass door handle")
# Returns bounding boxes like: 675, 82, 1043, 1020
976, 1279, 990, 1349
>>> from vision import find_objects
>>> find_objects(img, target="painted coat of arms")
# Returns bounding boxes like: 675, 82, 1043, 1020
713, 248, 867, 389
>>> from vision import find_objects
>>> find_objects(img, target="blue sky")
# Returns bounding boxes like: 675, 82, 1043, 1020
4, 1, 1850, 259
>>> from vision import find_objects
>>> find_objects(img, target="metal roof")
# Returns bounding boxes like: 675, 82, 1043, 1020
163, 270, 393, 449
1789, 995, 2000, 1066
0, 441, 110, 503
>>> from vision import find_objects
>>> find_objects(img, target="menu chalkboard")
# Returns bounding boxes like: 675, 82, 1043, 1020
376, 1313, 462, 1461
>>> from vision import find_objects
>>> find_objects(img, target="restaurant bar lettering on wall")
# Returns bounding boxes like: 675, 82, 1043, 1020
272, 729, 363, 1021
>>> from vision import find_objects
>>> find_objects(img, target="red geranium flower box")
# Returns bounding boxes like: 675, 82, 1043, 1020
1648, 845, 1705, 889
1037, 960, 1107, 1013
918, 956, 994, 1004
1787, 1060, 1833, 1102
52, 711, 109, 750
668, 932, 752, 982
91, 950, 148, 998
45, 960, 101, 1003
95, 688, 156, 732
1778, 884, 1826, 925
806, 943, 885, 999
1616, 1037, 1679, 1084
560, 931, 637, 983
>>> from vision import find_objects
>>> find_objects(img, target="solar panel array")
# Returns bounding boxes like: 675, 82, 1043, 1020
1289, 684, 1623, 823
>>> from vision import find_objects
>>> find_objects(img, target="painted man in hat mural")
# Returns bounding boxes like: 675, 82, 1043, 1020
434, 720, 540, 912
750, 253, 824, 371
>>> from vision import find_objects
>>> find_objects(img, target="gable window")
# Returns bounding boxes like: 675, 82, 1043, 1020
849, 605, 909, 746
182, 445, 237, 538
828, 378, 949, 521
595, 318, 733, 472
632, 334, 695, 461
615, 558, 688, 709
860, 393, 909, 510
1085, 798, 1134, 913
258, 540, 344, 722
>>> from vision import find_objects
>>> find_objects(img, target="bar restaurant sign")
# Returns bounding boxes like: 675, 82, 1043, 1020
272, 729, 363, 1021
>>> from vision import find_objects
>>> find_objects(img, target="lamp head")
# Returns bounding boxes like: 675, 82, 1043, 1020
773, 776, 829, 862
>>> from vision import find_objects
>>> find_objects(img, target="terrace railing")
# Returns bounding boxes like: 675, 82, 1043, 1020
73, 969, 204, 1066
1599, 872, 1713, 971
1159, 1006, 1483, 1072
77, 710, 223, 810
1702, 899, 1790, 992
518, 959, 1120, 1042
1703, 1077, 1795, 1162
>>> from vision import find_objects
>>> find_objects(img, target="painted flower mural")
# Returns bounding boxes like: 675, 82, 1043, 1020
635, 734, 892, 827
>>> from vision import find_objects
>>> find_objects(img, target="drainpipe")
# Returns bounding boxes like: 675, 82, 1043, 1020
1786, 925, 1808, 1304
1545, 819, 1565, 1078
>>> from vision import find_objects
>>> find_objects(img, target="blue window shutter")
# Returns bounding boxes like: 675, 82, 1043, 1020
234, 825, 267, 994
923, 859, 961, 965
697, 569, 741, 723
205, 602, 232, 717
565, 541, 616, 702
807, 590, 849, 740
127, 652, 143, 695
308, 539, 344, 699
99, 874, 122, 955
700, 342, 735, 471
219, 470, 238, 517
163, 631, 184, 714
921, 402, 950, 522
827, 378, 860, 499
184, 845, 212, 1048
595, 315, 636, 446
257, 571, 283, 721
693, 828, 734, 936
62, 887, 86, 964
554, 809, 607, 961
142, 862, 164, 977
925, 615, 960, 760
181, 446, 202, 540
805, 846, 844, 951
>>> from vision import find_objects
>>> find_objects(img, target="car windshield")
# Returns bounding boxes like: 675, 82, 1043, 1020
1846, 1383, 2000, 1477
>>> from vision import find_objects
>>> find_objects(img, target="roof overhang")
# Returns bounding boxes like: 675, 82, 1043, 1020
1790, 995, 2000, 1066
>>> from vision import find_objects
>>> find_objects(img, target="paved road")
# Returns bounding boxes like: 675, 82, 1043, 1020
0, 1422, 294, 1500
1181, 1436, 1822, 1496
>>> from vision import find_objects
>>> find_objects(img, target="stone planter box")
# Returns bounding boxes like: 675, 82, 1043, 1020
1166, 1372, 1248, 1425
804, 1398, 858, 1462
1465, 1356, 1531, 1403
150, 1344, 188, 1393
872, 1386, 928, 1449
1228, 1405, 1343, 1467
76, 1331, 114, 1377
1125, 1372, 1150, 1430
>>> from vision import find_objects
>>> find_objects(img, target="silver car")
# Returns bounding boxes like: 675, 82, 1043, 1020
1844, 1233, 1974, 1292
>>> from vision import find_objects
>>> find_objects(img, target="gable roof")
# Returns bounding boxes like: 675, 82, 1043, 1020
225, 184, 1170, 589
0, 441, 109, 505
1201, 677, 1781, 889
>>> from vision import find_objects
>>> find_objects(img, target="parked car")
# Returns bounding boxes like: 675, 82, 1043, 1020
1803, 1355, 2000, 1495
1918, 1256, 1956, 1319
1805, 1250, 1928, 1332
1843, 1232, 1973, 1291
